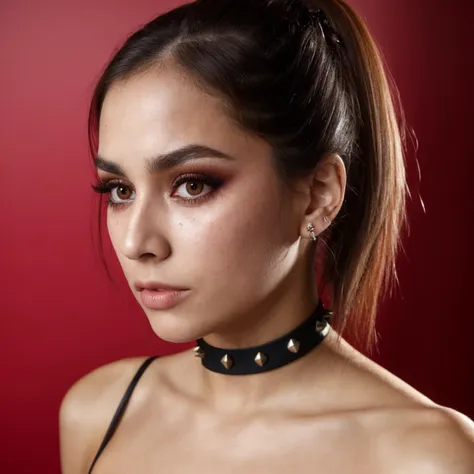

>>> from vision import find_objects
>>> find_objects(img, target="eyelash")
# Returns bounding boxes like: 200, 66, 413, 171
91, 173, 223, 209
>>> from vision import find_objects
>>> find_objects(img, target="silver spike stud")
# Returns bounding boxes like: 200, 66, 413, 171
254, 352, 268, 367
221, 354, 233, 370
287, 338, 300, 353
315, 320, 330, 337
193, 346, 205, 358
315, 320, 327, 333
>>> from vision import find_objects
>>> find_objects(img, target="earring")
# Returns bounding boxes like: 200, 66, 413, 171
323, 216, 330, 224
306, 222, 318, 242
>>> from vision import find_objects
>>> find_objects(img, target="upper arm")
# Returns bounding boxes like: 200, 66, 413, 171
59, 380, 98, 474
59, 357, 150, 474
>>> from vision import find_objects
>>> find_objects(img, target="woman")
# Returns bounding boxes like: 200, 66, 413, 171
59, 0, 474, 472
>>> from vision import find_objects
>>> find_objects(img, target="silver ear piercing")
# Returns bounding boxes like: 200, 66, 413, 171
323, 216, 330, 224
306, 222, 317, 242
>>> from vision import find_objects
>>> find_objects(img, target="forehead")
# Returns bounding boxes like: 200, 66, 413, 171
98, 66, 267, 165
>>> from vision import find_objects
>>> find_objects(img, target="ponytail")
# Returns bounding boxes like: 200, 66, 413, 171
309, 0, 407, 350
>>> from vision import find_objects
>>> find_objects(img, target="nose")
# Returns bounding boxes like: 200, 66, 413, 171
119, 198, 171, 262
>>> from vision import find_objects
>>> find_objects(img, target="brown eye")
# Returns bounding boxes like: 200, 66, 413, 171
172, 174, 220, 203
117, 185, 132, 200
185, 181, 204, 196
110, 184, 135, 203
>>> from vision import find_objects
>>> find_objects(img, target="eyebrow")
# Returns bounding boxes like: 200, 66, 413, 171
94, 144, 236, 177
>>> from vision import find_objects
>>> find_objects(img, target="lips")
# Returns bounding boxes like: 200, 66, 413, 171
136, 285, 190, 310
134, 281, 188, 292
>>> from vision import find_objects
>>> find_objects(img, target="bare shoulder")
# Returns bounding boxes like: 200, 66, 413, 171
354, 366, 474, 472
59, 356, 159, 474
324, 333, 474, 471
380, 405, 474, 473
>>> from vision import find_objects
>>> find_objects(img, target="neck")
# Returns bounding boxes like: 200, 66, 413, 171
197, 253, 330, 413
199, 338, 333, 416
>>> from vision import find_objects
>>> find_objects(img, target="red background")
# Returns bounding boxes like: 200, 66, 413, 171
1, 0, 473, 472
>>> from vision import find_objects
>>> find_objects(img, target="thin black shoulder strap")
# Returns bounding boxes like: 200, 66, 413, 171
87, 356, 159, 474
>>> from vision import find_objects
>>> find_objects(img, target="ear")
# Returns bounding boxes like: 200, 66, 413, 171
299, 153, 346, 240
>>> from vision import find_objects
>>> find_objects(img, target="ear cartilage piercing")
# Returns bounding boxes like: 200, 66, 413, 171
323, 216, 329, 224
306, 222, 317, 242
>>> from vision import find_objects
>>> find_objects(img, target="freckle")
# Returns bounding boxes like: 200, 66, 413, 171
178, 222, 183, 227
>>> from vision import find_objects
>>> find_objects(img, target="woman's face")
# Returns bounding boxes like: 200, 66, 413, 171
97, 66, 306, 343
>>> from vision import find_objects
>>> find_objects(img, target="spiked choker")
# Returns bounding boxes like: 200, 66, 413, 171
194, 301, 332, 375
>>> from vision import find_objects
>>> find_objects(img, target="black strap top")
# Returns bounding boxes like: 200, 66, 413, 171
87, 356, 159, 474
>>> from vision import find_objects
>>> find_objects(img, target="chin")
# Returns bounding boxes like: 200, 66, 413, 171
145, 309, 204, 344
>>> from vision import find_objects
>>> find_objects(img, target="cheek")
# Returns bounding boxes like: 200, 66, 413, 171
106, 213, 130, 269
178, 181, 294, 292
106, 214, 120, 249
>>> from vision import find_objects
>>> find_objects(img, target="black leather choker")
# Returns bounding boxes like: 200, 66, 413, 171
194, 301, 332, 375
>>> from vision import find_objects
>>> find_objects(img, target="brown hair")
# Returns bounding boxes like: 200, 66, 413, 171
307, 0, 407, 349
89, 0, 407, 351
